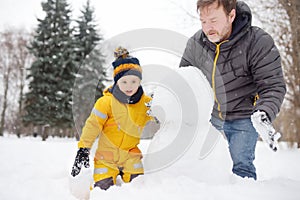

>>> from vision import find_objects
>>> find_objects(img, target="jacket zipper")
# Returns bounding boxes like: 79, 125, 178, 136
212, 40, 228, 120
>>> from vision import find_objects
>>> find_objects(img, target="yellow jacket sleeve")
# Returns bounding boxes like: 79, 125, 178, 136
78, 96, 110, 148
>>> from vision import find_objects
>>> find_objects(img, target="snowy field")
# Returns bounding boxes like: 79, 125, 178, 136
1, 67, 300, 200
0, 134, 300, 200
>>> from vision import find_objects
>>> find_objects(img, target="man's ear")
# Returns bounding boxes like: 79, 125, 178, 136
229, 9, 236, 23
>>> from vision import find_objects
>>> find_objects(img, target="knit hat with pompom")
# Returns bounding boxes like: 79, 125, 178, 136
112, 46, 142, 82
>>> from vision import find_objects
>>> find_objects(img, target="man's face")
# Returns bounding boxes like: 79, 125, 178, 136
200, 1, 235, 43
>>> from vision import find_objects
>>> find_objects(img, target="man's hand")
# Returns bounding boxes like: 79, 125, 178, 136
251, 110, 281, 151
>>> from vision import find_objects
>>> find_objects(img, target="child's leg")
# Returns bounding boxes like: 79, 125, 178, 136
121, 152, 144, 183
93, 160, 119, 190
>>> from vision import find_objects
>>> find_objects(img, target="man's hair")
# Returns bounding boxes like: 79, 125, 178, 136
197, 0, 236, 15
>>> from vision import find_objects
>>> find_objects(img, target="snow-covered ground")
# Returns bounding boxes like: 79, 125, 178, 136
1, 67, 300, 200
1, 134, 300, 200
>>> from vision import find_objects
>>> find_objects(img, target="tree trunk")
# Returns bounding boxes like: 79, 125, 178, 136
16, 68, 25, 138
278, 0, 300, 147
42, 125, 50, 141
0, 72, 10, 136
293, 0, 300, 148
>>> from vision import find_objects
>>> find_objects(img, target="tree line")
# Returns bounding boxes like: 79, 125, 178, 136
0, 0, 299, 147
0, 0, 107, 140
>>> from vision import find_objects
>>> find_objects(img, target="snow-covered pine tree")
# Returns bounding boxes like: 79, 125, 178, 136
74, 0, 101, 63
72, 0, 107, 138
23, 0, 77, 139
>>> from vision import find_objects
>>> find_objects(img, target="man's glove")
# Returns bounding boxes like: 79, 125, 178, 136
71, 148, 90, 177
251, 110, 281, 152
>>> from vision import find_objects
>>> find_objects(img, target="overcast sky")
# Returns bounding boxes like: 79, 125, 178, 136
0, 0, 200, 38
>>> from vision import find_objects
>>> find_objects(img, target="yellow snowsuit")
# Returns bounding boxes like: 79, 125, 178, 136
78, 88, 153, 184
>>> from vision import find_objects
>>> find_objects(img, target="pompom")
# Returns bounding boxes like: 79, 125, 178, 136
114, 46, 129, 59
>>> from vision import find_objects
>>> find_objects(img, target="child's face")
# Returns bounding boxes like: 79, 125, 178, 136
117, 75, 141, 96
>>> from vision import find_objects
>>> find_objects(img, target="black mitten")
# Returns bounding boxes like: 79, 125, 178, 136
71, 148, 90, 177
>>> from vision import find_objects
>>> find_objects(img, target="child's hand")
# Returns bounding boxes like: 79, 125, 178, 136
71, 148, 90, 177
145, 97, 158, 119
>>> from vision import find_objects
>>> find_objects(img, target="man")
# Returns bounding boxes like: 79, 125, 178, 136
180, 0, 286, 180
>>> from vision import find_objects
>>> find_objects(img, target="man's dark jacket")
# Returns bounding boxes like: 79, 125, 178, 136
179, 1, 286, 121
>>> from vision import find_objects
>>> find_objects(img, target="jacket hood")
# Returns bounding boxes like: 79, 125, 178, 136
229, 1, 252, 40
103, 87, 112, 97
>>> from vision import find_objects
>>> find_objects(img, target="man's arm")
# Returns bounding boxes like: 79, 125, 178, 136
250, 29, 286, 121
179, 37, 195, 67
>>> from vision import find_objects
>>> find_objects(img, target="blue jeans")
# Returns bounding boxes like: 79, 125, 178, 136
210, 116, 258, 180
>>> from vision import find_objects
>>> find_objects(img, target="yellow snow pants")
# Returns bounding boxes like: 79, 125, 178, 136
93, 148, 144, 184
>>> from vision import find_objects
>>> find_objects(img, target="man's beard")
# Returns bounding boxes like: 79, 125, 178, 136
206, 23, 232, 43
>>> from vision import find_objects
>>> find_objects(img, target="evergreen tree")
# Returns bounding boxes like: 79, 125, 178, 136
73, 0, 107, 136
23, 0, 77, 137
74, 0, 100, 62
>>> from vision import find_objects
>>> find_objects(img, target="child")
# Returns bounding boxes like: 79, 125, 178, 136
71, 47, 160, 190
